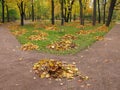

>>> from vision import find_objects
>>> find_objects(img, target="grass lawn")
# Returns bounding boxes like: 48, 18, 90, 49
10, 21, 114, 55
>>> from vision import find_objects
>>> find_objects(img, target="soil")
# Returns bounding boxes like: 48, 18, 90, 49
0, 24, 120, 90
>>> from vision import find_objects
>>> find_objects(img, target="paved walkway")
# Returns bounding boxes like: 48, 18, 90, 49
0, 24, 120, 90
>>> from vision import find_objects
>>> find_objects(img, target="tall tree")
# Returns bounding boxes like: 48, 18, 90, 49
51, 0, 55, 25
103, 0, 106, 24
5, 4, 9, 22
60, 0, 64, 25
1, 0, 5, 23
31, 0, 34, 22
106, 0, 117, 26
92, 0, 96, 26
98, 0, 101, 23
79, 0, 84, 25
17, 1, 24, 26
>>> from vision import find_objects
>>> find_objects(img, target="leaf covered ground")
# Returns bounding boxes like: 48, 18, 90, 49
10, 21, 112, 54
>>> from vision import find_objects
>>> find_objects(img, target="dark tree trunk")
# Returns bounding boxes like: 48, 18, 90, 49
92, 0, 96, 26
24, 4, 27, 20
6, 5, 9, 22
65, 0, 74, 22
98, 0, 101, 23
31, 0, 34, 22
73, 14, 76, 21
106, 0, 117, 26
79, 0, 84, 25
103, 0, 106, 24
61, 0, 64, 25
51, 0, 55, 25
21, 1, 24, 26
70, 12, 72, 22
1, 0, 5, 23
64, 7, 67, 22
66, 8, 71, 22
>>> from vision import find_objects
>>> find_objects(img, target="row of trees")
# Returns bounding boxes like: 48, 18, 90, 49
0, 0, 120, 26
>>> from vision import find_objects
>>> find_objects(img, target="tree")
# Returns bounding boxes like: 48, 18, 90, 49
79, 0, 84, 25
16, 0, 29, 26
0, 0, 5, 23
93, 0, 96, 26
51, 0, 54, 25
103, 0, 106, 24
31, 0, 34, 21
98, 0, 101, 23
60, 0, 64, 25
106, 0, 117, 26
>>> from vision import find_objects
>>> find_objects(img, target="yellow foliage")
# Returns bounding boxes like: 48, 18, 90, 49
33, 59, 82, 79
21, 43, 39, 51
12, 29, 27, 36
47, 39, 77, 51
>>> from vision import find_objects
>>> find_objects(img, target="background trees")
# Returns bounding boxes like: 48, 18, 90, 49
0, 0, 118, 26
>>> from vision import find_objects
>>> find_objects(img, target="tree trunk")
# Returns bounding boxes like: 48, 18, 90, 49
73, 14, 76, 21
98, 0, 101, 23
61, 0, 64, 25
106, 0, 117, 26
103, 0, 106, 24
70, 12, 72, 22
21, 1, 24, 26
31, 0, 34, 22
1, 0, 5, 23
79, 0, 84, 25
51, 0, 55, 25
64, 7, 67, 22
92, 0, 96, 26
6, 5, 9, 22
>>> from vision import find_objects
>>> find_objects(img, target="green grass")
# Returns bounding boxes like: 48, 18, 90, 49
11, 21, 114, 55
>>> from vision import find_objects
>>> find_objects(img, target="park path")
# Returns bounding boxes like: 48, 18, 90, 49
0, 24, 120, 90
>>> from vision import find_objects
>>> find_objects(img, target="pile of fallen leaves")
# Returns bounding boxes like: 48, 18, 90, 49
32, 30, 40, 33
21, 43, 39, 51
76, 25, 85, 29
12, 29, 27, 36
47, 39, 77, 51
95, 36, 104, 41
45, 25, 58, 31
61, 34, 77, 40
34, 23, 46, 29
77, 30, 91, 35
96, 25, 108, 32
33, 59, 88, 79
28, 32, 48, 41
8, 25, 20, 31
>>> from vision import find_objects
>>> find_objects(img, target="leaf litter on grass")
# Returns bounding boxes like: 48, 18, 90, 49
21, 42, 39, 51
28, 31, 48, 41
47, 39, 77, 51
12, 29, 27, 36
47, 34, 77, 51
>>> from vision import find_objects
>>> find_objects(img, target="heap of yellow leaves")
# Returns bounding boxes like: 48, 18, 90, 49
96, 25, 108, 32
47, 39, 77, 51
29, 31, 48, 41
76, 25, 85, 29
33, 23, 46, 29
45, 25, 58, 31
12, 29, 27, 36
77, 30, 91, 35
33, 59, 88, 80
21, 43, 39, 51
9, 25, 20, 31
61, 34, 77, 40
95, 36, 104, 41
